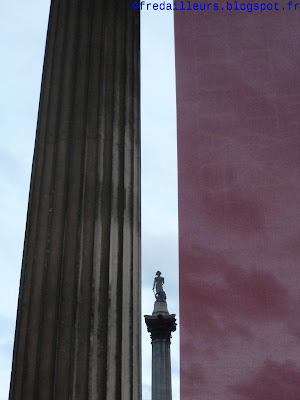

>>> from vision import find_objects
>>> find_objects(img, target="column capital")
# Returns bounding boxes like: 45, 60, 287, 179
145, 314, 177, 342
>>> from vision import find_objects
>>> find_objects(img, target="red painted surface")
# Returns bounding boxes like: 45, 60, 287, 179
174, 3, 300, 399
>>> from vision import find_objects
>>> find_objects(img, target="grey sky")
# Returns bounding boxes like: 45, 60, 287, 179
141, 8, 179, 400
0, 3, 179, 399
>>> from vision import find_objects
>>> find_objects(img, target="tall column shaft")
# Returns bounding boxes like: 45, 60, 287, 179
152, 339, 172, 400
9, 1, 140, 399
145, 310, 176, 400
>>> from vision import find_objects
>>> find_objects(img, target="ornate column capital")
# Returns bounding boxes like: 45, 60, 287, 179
145, 314, 177, 342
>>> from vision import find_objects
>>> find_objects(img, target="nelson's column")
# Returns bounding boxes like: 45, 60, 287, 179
9, 1, 141, 399
145, 272, 177, 400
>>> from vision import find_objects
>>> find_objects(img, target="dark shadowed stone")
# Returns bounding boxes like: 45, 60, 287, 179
9, 1, 141, 399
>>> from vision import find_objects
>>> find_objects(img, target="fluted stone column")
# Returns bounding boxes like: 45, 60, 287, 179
145, 298, 176, 400
9, 1, 140, 399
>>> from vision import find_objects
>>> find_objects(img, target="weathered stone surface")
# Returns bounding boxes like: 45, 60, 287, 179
9, 1, 140, 399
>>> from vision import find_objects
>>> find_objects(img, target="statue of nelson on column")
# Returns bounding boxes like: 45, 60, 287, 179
152, 271, 167, 302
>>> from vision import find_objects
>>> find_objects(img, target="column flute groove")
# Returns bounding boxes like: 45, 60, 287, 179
21, 0, 70, 397
53, 0, 85, 396
35, 0, 81, 397
72, 0, 97, 396
9, 0, 59, 394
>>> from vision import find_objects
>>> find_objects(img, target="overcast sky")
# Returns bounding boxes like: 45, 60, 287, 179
0, 2, 179, 399
141, 7, 179, 400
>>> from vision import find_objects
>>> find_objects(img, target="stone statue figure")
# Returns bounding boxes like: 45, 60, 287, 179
152, 271, 167, 301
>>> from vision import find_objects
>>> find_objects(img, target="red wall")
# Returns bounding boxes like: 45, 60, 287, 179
175, 3, 300, 399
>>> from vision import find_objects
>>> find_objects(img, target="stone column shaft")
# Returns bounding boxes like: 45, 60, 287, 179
145, 310, 176, 400
9, 1, 140, 399
152, 339, 172, 400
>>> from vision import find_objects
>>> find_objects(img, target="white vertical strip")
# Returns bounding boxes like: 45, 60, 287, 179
141, 8, 179, 400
